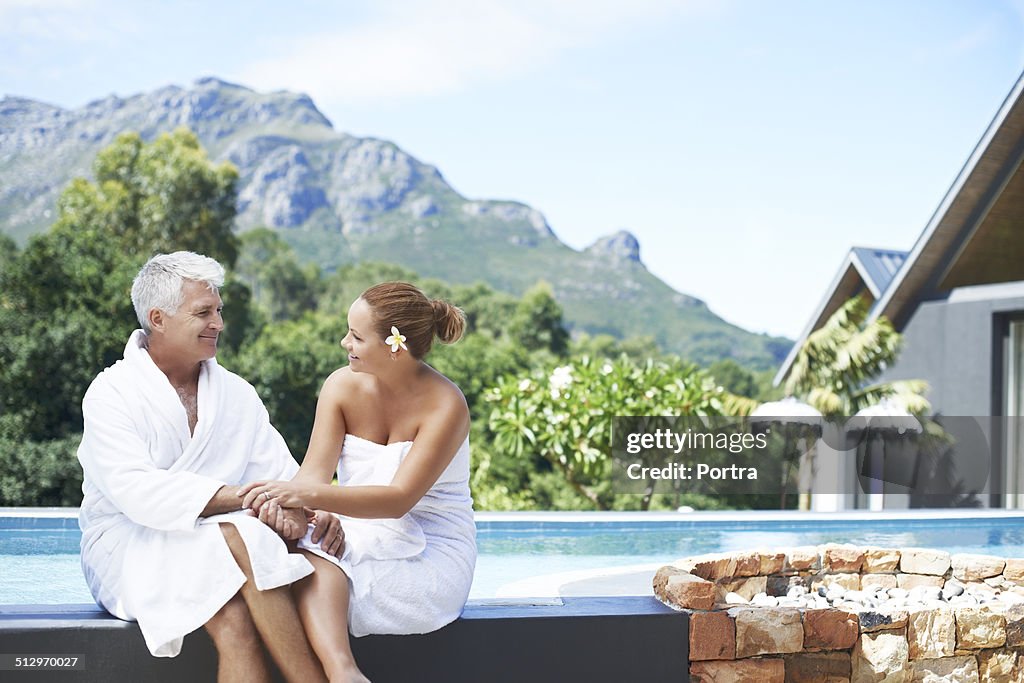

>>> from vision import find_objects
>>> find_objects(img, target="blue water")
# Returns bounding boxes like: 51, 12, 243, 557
2, 514, 1024, 604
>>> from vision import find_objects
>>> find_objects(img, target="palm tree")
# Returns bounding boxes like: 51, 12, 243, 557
784, 294, 930, 416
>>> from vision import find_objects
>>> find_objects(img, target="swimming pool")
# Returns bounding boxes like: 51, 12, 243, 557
3, 509, 1024, 605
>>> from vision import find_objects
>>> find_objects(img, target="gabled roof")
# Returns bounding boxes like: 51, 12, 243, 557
776, 69, 1024, 386
773, 247, 908, 387
872, 70, 1024, 328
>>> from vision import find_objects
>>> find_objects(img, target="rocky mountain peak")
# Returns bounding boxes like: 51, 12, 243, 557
0, 79, 788, 368
585, 230, 641, 263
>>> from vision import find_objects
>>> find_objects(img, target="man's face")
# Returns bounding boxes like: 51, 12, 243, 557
157, 280, 224, 364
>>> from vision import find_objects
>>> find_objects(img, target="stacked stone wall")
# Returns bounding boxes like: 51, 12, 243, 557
654, 546, 1024, 682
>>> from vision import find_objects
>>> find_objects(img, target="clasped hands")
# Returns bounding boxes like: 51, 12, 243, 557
239, 480, 344, 559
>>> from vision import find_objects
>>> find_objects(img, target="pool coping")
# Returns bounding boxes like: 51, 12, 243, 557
8, 505, 1024, 518
6, 506, 1024, 526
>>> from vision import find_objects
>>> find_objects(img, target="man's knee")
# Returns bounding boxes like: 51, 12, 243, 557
219, 522, 254, 578
205, 593, 261, 651
219, 522, 245, 555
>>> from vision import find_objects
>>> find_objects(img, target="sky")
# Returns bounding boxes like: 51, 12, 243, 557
3, 0, 1024, 339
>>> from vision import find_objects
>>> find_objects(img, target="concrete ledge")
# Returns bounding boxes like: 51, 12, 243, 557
0, 597, 689, 682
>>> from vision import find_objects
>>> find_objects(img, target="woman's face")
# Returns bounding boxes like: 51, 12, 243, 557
341, 298, 386, 372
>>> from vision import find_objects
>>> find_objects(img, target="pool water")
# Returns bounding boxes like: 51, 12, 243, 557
3, 512, 1024, 605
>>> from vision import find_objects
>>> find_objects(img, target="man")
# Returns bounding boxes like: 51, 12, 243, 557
78, 251, 340, 683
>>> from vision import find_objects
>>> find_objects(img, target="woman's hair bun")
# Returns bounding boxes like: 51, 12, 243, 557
431, 299, 466, 345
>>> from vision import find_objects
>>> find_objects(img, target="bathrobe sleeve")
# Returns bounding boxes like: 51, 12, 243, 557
78, 386, 225, 533
237, 395, 300, 483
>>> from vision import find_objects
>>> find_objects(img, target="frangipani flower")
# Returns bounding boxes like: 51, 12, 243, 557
385, 326, 408, 352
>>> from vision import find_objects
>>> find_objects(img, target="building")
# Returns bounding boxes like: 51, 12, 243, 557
776, 71, 1024, 510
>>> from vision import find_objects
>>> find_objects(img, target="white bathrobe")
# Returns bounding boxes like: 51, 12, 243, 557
78, 330, 314, 657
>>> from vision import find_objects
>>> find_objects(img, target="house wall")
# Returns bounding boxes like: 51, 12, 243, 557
882, 281, 1024, 415
877, 281, 1024, 509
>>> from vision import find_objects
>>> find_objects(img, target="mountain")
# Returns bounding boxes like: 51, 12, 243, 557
0, 77, 790, 369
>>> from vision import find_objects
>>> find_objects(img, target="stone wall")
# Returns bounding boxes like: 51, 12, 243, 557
654, 546, 1024, 682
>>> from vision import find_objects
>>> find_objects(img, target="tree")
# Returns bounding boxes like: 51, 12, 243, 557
0, 233, 16, 276
708, 359, 758, 398
783, 294, 930, 416
0, 129, 247, 504
319, 261, 421, 317
0, 221, 138, 438
229, 313, 347, 459
235, 228, 320, 321
449, 282, 518, 338
73, 128, 240, 266
506, 281, 570, 356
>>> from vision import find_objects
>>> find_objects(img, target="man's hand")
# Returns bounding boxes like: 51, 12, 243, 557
308, 509, 345, 559
258, 500, 307, 541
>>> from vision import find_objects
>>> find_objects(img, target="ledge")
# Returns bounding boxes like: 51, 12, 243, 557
0, 597, 689, 683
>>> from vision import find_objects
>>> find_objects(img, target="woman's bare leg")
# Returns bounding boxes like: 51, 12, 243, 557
294, 550, 370, 683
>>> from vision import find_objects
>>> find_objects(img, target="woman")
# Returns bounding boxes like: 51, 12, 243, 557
239, 282, 476, 683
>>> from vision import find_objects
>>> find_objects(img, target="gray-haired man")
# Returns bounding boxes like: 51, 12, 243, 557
78, 251, 339, 682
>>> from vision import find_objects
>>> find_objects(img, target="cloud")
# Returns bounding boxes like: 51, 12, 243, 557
236, 0, 708, 103
0, 0, 125, 43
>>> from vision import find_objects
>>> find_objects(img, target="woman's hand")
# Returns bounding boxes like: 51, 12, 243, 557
238, 480, 311, 512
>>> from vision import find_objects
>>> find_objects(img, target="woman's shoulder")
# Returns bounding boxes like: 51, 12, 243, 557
423, 367, 469, 415
321, 366, 371, 400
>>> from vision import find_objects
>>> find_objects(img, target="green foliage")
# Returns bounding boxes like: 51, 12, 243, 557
784, 294, 930, 416
0, 217, 138, 439
427, 333, 530, 420
0, 129, 247, 504
486, 355, 737, 510
228, 313, 347, 459
236, 228, 320, 321
707, 359, 758, 397
571, 333, 662, 364
0, 233, 16, 275
68, 129, 240, 266
0, 416, 83, 506
218, 275, 263, 355
506, 281, 570, 356
319, 261, 421, 317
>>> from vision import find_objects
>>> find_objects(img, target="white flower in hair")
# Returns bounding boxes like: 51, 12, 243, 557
385, 325, 408, 352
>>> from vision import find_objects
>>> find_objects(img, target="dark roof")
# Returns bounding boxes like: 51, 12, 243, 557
774, 246, 908, 386
850, 247, 909, 298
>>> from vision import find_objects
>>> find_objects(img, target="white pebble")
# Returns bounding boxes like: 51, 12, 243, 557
725, 592, 749, 605
752, 594, 779, 607
998, 592, 1024, 605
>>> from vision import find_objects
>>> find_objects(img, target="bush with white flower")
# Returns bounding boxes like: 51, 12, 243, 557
487, 355, 755, 510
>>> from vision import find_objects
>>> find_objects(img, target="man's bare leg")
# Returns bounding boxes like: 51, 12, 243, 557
293, 550, 370, 683
204, 592, 271, 683
219, 524, 327, 683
